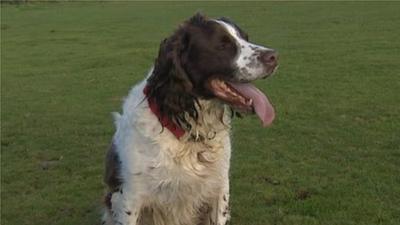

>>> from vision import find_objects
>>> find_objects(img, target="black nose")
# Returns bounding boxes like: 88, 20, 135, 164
259, 50, 278, 65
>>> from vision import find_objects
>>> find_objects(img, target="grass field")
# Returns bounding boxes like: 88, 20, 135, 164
1, 2, 400, 225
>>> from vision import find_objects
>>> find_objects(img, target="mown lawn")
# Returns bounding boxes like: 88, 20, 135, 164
1, 2, 399, 225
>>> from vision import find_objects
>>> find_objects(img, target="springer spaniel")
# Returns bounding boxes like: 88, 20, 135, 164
102, 13, 278, 225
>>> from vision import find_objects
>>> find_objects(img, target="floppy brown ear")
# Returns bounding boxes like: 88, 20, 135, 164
171, 31, 193, 92
155, 38, 171, 71
171, 12, 215, 91
150, 32, 193, 93
151, 38, 172, 85
145, 14, 212, 131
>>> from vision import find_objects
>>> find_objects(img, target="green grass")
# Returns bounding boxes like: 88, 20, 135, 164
1, 2, 400, 225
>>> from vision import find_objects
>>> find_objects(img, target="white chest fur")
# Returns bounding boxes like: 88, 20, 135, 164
112, 81, 232, 213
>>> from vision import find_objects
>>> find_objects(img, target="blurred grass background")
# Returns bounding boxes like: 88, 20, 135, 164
1, 1, 400, 225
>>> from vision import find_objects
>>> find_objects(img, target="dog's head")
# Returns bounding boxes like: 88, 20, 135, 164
147, 13, 278, 129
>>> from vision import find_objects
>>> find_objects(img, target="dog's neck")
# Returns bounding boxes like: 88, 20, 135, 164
144, 83, 232, 142
183, 99, 231, 142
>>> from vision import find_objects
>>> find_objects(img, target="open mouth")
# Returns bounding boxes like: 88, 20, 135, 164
208, 78, 275, 127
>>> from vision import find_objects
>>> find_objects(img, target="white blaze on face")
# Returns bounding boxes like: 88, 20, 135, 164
215, 20, 273, 81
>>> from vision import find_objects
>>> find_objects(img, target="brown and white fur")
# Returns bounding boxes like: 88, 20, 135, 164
102, 14, 278, 225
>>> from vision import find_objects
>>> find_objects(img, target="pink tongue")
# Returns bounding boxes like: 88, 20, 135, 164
228, 82, 275, 127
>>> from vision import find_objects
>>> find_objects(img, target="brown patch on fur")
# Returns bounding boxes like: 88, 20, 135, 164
104, 192, 113, 209
197, 203, 212, 225
104, 141, 122, 192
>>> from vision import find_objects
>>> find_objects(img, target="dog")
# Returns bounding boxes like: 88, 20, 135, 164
102, 13, 278, 225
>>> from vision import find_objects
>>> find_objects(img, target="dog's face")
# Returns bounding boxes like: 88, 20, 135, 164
147, 14, 278, 127
184, 18, 278, 85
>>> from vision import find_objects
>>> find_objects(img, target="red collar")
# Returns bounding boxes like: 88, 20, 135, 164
143, 85, 185, 139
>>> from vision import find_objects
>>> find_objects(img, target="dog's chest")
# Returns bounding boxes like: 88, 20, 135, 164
145, 133, 229, 203
122, 93, 232, 204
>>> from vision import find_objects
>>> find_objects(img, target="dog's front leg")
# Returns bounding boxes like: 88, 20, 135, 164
215, 190, 230, 225
204, 181, 230, 225
108, 187, 142, 225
